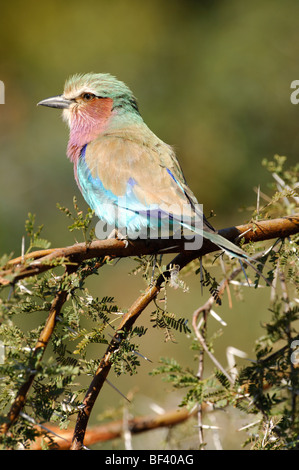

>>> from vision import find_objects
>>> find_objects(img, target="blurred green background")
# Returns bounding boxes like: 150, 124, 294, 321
0, 0, 298, 449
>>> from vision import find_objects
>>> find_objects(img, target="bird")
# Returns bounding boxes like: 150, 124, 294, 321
37, 73, 252, 261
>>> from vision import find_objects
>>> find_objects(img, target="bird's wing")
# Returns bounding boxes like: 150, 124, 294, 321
80, 126, 254, 260
82, 127, 198, 219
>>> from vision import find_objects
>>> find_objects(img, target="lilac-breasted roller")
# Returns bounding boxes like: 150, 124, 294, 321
38, 73, 250, 259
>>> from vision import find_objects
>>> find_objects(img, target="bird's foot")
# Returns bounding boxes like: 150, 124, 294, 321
108, 229, 129, 248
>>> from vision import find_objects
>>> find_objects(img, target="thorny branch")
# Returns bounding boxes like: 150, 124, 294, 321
70, 216, 298, 450
1, 216, 298, 286
0, 262, 106, 436
0, 289, 69, 435
191, 240, 299, 447
192, 262, 247, 447
0, 215, 298, 448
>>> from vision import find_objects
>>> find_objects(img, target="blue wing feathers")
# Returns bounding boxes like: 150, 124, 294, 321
77, 144, 251, 261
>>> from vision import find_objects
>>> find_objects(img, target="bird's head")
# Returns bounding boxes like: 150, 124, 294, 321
38, 73, 140, 147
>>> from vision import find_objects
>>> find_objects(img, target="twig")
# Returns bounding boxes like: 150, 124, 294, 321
30, 407, 197, 450
256, 185, 261, 219
190, 264, 250, 447
195, 309, 207, 448
192, 308, 234, 386
0, 260, 107, 437
0, 287, 69, 435
123, 405, 133, 450
192, 263, 250, 390
278, 268, 297, 424
272, 172, 299, 205
191, 247, 271, 388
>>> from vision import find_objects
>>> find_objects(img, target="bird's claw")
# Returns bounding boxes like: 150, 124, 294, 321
108, 229, 129, 248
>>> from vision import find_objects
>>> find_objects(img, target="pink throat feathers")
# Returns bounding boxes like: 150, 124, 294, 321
67, 97, 114, 164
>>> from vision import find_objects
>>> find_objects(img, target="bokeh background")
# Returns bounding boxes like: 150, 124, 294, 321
0, 0, 298, 449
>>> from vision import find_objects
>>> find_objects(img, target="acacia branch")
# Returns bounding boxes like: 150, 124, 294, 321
1, 216, 298, 286
70, 216, 299, 450
0, 258, 112, 438
0, 289, 69, 435
0, 215, 298, 447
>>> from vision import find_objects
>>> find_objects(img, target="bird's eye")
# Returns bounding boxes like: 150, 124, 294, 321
81, 93, 95, 102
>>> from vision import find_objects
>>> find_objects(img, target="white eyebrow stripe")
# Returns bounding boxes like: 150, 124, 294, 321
64, 86, 99, 100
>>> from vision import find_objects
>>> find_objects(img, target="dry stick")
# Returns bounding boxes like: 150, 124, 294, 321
195, 309, 207, 448
191, 243, 293, 448
191, 242, 276, 385
192, 265, 244, 385
192, 309, 235, 386
191, 264, 244, 448
31, 407, 197, 450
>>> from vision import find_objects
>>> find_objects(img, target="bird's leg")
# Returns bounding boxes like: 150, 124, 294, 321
107, 228, 117, 239
150, 255, 157, 286
108, 228, 129, 248
149, 254, 164, 286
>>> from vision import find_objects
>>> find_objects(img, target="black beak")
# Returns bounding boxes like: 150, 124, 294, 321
37, 94, 73, 109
